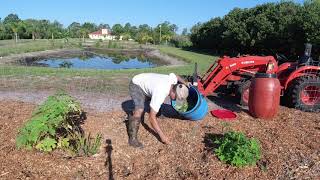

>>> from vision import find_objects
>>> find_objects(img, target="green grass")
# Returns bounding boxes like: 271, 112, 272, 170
0, 39, 83, 56
158, 46, 215, 74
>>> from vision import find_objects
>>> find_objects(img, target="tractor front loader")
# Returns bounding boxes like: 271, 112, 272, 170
194, 43, 320, 112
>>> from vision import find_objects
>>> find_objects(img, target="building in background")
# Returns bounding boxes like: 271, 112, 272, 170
89, 29, 121, 40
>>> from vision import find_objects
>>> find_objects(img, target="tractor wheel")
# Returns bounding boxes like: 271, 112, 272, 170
286, 76, 320, 112
237, 81, 251, 106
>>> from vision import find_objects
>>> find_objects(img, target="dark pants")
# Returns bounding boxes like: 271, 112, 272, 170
129, 81, 150, 111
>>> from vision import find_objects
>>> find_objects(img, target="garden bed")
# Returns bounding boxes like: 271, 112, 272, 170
0, 100, 319, 179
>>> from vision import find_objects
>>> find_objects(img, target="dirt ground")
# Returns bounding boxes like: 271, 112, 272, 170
0, 100, 319, 179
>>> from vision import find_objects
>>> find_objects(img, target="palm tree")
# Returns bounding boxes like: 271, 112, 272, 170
25, 19, 38, 40
9, 23, 19, 43
79, 28, 89, 42
162, 34, 172, 45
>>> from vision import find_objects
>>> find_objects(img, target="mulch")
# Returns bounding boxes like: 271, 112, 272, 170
0, 100, 319, 179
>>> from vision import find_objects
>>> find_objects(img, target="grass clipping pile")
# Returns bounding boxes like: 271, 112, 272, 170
16, 92, 101, 156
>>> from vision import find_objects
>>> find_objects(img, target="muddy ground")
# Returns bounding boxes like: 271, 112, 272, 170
0, 99, 319, 179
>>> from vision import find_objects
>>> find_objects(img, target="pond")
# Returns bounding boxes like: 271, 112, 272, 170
23, 52, 164, 70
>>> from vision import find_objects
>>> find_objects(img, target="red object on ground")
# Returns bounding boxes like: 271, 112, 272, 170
210, 109, 237, 120
249, 73, 281, 119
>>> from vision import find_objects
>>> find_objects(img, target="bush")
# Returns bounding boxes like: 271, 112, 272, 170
95, 40, 101, 48
213, 131, 261, 167
16, 92, 102, 156
170, 35, 192, 48
107, 40, 119, 48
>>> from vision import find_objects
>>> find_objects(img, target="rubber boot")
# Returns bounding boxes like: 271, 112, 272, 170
128, 116, 143, 148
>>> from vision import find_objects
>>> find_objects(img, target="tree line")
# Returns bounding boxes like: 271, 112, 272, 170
190, 0, 320, 58
0, 14, 184, 45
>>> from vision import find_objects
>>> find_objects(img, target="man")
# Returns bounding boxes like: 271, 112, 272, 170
128, 73, 190, 148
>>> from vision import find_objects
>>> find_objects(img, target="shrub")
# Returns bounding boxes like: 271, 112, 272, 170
107, 40, 119, 48
16, 92, 101, 156
214, 131, 261, 167
170, 35, 192, 48
95, 40, 101, 48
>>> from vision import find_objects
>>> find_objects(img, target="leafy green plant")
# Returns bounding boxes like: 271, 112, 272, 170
16, 92, 102, 156
175, 101, 188, 112
213, 131, 261, 167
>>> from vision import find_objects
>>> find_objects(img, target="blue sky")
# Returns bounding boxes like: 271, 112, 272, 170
0, 0, 304, 32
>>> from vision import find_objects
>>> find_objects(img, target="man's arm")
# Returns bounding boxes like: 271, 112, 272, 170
148, 108, 170, 144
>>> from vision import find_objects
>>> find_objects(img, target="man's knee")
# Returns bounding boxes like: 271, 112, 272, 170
133, 108, 144, 118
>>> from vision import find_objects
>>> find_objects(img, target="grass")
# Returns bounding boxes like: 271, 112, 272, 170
0, 39, 83, 56
158, 46, 215, 74
0, 40, 217, 94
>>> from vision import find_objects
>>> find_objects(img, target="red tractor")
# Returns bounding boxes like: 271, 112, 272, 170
193, 44, 320, 112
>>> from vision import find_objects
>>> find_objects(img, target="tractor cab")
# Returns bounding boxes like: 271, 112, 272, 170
276, 43, 320, 112
298, 43, 320, 66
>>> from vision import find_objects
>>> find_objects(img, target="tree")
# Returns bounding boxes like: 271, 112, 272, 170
3, 14, 20, 25
124, 23, 131, 33
302, 0, 320, 58
182, 28, 188, 36
47, 20, 64, 40
36, 20, 50, 39
0, 18, 5, 40
24, 19, 39, 40
154, 21, 177, 44
136, 32, 153, 44
68, 22, 81, 38
112, 24, 124, 39
82, 22, 97, 33
8, 22, 20, 43
189, 1, 314, 57
135, 24, 153, 43
3, 14, 22, 42
79, 22, 97, 42
129, 25, 138, 39
98, 23, 110, 30
123, 23, 132, 39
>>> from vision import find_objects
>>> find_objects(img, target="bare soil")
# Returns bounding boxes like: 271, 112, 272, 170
0, 99, 319, 179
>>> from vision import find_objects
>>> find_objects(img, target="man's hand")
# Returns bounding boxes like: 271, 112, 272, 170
157, 130, 171, 144
148, 108, 171, 145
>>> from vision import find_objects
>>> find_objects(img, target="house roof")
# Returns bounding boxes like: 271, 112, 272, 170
89, 30, 102, 35
89, 29, 112, 35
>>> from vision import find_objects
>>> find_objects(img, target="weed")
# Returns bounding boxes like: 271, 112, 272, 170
70, 132, 102, 156
16, 92, 102, 156
213, 131, 261, 167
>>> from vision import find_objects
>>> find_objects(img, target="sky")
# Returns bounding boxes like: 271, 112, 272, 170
0, 0, 304, 33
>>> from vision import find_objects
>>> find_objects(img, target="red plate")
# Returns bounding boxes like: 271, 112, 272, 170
210, 109, 237, 120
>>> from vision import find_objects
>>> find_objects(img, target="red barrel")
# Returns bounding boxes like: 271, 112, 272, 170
249, 73, 281, 119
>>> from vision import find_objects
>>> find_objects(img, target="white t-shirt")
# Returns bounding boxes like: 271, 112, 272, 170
132, 73, 178, 112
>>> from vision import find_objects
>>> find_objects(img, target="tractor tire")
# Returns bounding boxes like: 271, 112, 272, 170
237, 81, 251, 106
286, 76, 320, 112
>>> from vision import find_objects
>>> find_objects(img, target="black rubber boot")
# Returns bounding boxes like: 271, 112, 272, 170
128, 116, 143, 148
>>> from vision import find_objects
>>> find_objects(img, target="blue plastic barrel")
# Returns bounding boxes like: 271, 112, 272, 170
171, 86, 208, 120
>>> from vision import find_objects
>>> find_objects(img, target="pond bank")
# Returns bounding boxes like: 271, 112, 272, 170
0, 48, 186, 67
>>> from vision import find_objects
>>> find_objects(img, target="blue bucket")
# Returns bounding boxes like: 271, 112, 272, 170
171, 86, 208, 120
